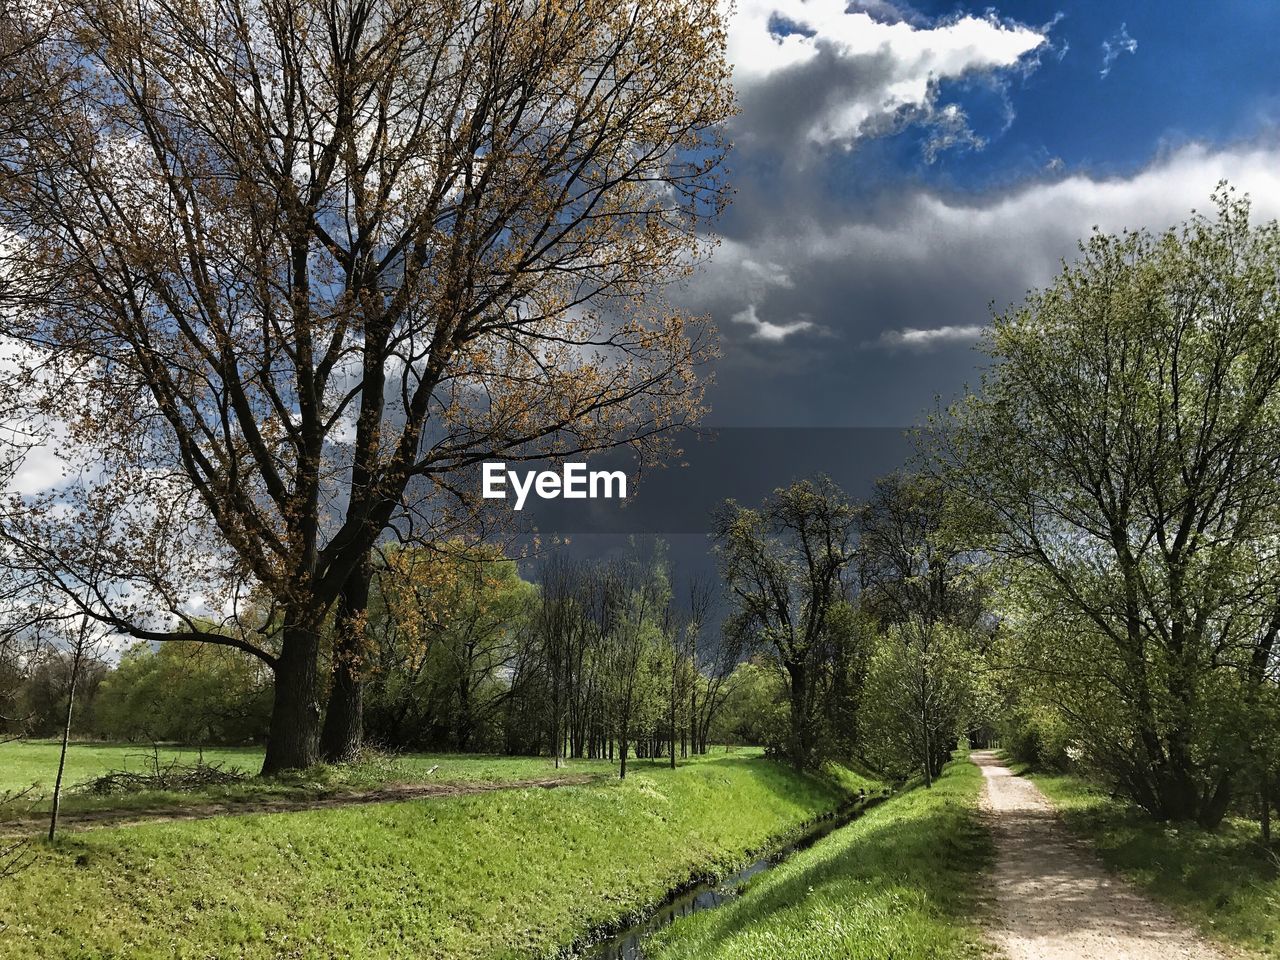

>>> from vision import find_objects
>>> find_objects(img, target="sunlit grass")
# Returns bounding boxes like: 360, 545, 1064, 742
0, 752, 849, 959
647, 759, 991, 960
1, 740, 691, 817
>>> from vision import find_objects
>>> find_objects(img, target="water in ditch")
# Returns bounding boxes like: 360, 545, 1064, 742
577, 791, 888, 960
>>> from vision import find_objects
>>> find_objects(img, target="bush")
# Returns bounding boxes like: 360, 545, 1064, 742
1003, 706, 1072, 772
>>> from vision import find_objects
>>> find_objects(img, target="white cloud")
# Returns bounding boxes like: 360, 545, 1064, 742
727, 1, 1047, 147
730, 304, 815, 342
699, 142, 1280, 357
772, 144, 1280, 280
874, 324, 986, 350
1099, 23, 1137, 79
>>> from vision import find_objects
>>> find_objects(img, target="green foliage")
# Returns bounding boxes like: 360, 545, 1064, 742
854, 472, 989, 783
93, 642, 272, 745
364, 545, 536, 752
1034, 772, 1280, 956
9, 654, 110, 739
0, 755, 852, 959
711, 659, 789, 750
713, 477, 859, 766
944, 188, 1280, 825
859, 623, 978, 783
648, 760, 991, 960
1000, 702, 1074, 773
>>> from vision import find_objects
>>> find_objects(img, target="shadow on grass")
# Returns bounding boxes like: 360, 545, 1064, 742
1037, 774, 1280, 955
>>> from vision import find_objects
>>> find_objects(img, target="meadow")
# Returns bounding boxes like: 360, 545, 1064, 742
0, 740, 632, 819
0, 751, 867, 959
647, 760, 991, 960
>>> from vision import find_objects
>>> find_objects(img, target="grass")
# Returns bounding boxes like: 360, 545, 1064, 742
0, 740, 671, 818
0, 752, 852, 959
1032, 771, 1280, 957
646, 758, 992, 960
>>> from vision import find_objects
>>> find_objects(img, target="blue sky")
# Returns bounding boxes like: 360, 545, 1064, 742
687, 0, 1280, 427
897, 1, 1277, 185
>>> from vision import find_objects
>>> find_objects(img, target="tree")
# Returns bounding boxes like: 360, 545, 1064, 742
47, 614, 108, 842
711, 658, 788, 749
713, 477, 857, 766
861, 621, 975, 785
682, 574, 733, 756
857, 472, 984, 785
533, 554, 584, 768
942, 188, 1280, 825
600, 548, 668, 779
94, 641, 273, 744
0, 0, 732, 772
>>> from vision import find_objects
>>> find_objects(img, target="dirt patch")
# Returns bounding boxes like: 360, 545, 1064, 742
973, 750, 1232, 960
1, 774, 597, 834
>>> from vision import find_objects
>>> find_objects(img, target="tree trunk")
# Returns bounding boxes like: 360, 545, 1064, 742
262, 620, 323, 775
669, 680, 677, 770
785, 659, 809, 767
320, 557, 372, 763
689, 685, 697, 758
1196, 771, 1233, 830
1261, 774, 1272, 846
48, 659, 80, 843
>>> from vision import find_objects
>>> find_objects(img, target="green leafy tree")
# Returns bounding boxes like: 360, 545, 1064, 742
710, 659, 788, 750
856, 472, 986, 785
713, 477, 857, 766
94, 641, 273, 745
942, 188, 1280, 826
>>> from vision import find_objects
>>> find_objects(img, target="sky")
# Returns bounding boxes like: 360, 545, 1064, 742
13, 0, 1280, 604
686, 0, 1280, 428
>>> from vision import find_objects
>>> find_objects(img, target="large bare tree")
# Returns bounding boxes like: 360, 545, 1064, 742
0, 0, 731, 771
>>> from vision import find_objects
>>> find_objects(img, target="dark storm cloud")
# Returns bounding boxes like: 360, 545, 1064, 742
677, 145, 1280, 427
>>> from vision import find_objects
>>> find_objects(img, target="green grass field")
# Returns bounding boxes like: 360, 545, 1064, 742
1031, 772, 1280, 958
0, 752, 857, 959
1, 741, 260, 793
0, 740, 671, 818
646, 759, 991, 960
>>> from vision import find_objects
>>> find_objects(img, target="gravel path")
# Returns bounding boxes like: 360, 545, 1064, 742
974, 750, 1232, 960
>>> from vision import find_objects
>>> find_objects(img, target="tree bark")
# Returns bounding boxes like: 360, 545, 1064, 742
320, 556, 372, 763
786, 659, 809, 767
262, 620, 323, 775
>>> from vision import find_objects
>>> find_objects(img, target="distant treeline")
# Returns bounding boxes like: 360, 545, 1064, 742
2, 468, 989, 791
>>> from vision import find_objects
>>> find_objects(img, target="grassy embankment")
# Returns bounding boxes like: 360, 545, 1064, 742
0, 740, 626, 818
1031, 772, 1280, 958
0, 752, 873, 959
647, 759, 991, 960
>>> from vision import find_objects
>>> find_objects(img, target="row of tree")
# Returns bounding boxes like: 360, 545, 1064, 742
3, 483, 986, 790
1, 542, 742, 781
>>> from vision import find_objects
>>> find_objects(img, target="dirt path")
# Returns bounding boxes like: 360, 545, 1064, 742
973, 750, 1232, 960
0, 774, 597, 834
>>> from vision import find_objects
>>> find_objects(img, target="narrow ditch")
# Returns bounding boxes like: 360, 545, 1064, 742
570, 789, 891, 960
